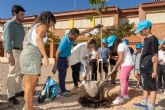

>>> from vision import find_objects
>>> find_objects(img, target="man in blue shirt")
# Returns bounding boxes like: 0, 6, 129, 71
53, 25, 102, 97
98, 38, 109, 80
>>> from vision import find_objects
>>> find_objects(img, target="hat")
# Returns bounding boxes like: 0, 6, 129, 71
123, 39, 129, 45
135, 43, 143, 49
102, 37, 107, 44
135, 20, 152, 34
107, 35, 117, 47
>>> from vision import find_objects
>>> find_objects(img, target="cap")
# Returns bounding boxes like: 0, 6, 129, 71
135, 20, 152, 34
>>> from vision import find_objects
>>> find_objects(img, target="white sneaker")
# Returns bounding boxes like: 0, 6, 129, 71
112, 96, 125, 105
123, 94, 130, 100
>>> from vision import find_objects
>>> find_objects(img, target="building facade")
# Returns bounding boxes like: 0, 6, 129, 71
0, 1, 165, 57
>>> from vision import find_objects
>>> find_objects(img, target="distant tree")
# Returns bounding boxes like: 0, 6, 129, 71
46, 31, 60, 48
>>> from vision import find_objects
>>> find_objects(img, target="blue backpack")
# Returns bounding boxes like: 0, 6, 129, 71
38, 76, 59, 103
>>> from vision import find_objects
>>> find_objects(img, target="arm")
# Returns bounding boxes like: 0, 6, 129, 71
36, 24, 48, 66
79, 24, 102, 35
4, 22, 15, 66
151, 37, 159, 79
152, 54, 158, 79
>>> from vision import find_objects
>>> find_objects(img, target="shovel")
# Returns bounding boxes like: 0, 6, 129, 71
97, 69, 117, 100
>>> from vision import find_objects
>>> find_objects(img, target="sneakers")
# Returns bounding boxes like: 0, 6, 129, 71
112, 96, 125, 105
148, 106, 155, 110
15, 91, 24, 97
133, 103, 148, 110
123, 94, 130, 100
8, 96, 20, 106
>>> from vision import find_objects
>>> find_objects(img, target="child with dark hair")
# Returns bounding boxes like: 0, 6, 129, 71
97, 38, 109, 80
157, 39, 165, 93
107, 35, 134, 105
133, 20, 158, 110
133, 43, 143, 87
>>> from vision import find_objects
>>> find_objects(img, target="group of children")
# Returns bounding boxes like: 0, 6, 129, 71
67, 20, 165, 110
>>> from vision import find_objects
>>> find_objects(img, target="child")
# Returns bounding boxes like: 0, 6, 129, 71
133, 43, 143, 88
90, 46, 98, 81
97, 38, 109, 80
133, 20, 158, 110
158, 39, 165, 93
107, 35, 134, 105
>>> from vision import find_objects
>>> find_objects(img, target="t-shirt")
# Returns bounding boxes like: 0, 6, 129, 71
97, 47, 109, 63
68, 42, 90, 66
90, 49, 98, 60
117, 43, 134, 66
140, 35, 158, 74
158, 50, 165, 65
58, 33, 74, 57
133, 52, 142, 70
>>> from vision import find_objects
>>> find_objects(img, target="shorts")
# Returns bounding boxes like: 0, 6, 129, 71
98, 61, 108, 73
20, 44, 42, 75
109, 59, 116, 65
141, 73, 157, 91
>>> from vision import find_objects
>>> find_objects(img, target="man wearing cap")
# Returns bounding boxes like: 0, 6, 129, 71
133, 20, 158, 110
3, 5, 25, 105
97, 38, 109, 80
133, 43, 143, 87
53, 25, 102, 97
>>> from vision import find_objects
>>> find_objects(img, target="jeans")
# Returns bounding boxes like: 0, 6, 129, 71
57, 57, 68, 92
71, 62, 81, 86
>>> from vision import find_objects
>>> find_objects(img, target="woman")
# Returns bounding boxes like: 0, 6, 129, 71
20, 11, 56, 110
107, 35, 134, 105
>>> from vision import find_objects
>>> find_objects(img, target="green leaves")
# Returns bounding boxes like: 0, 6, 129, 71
45, 31, 60, 47
88, 0, 108, 15
102, 22, 135, 38
89, 22, 135, 47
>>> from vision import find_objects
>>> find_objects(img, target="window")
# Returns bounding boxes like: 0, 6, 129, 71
119, 17, 139, 25
74, 20, 82, 28
55, 21, 69, 29
146, 12, 165, 23
95, 17, 114, 26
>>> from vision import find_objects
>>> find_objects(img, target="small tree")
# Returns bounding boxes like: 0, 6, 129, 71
46, 31, 60, 48
102, 22, 135, 39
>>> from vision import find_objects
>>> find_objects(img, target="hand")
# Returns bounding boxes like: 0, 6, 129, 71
152, 72, 157, 79
94, 24, 103, 29
7, 53, 15, 66
42, 56, 49, 67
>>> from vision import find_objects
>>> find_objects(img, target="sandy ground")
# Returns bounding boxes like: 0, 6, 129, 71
0, 60, 165, 110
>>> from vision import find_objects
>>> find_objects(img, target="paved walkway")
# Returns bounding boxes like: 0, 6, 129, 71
0, 60, 165, 110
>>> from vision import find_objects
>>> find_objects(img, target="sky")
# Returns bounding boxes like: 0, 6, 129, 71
0, 0, 152, 18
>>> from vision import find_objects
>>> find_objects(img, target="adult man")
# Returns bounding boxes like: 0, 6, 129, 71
53, 25, 101, 97
3, 5, 25, 105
